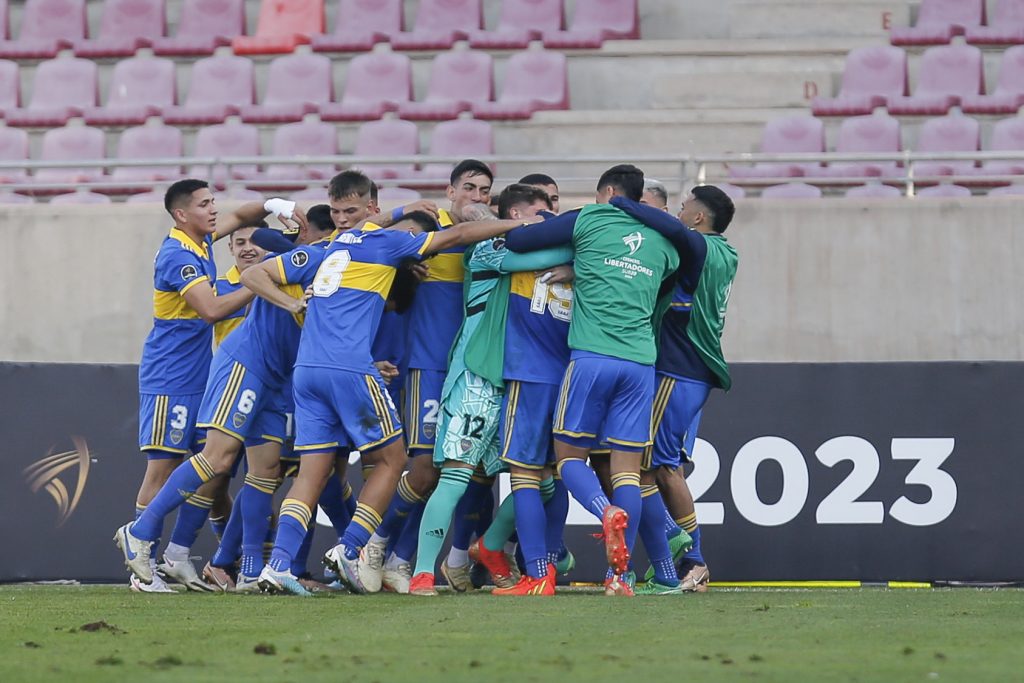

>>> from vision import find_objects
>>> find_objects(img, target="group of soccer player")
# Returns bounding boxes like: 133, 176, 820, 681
114, 158, 738, 597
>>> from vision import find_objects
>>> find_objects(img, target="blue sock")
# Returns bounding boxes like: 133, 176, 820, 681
211, 493, 244, 568
292, 524, 315, 577
341, 502, 384, 560
268, 499, 312, 573
474, 486, 495, 538
511, 475, 548, 579
210, 511, 228, 543
375, 474, 426, 542
342, 480, 357, 518
169, 492, 214, 549
610, 472, 642, 554
319, 473, 354, 539
239, 474, 276, 577
683, 526, 704, 565
390, 502, 425, 562
451, 476, 491, 552
640, 486, 678, 584
664, 508, 682, 538
556, 458, 610, 520
132, 454, 217, 542
543, 477, 569, 564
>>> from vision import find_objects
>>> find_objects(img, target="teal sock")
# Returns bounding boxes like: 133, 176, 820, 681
481, 490, 517, 552
412, 467, 472, 576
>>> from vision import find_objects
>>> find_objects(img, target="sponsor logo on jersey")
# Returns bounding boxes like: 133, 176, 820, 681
339, 232, 363, 245
180, 264, 199, 281
291, 251, 309, 267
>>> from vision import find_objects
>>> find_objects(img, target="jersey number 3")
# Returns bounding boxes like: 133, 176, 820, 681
313, 251, 352, 297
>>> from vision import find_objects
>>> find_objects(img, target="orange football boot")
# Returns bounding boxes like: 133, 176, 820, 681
493, 564, 556, 596
601, 505, 630, 575
409, 572, 438, 596
468, 539, 515, 588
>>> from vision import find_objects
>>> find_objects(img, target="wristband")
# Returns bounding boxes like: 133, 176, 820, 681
391, 206, 404, 223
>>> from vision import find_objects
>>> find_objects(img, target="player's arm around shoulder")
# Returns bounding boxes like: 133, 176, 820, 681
182, 274, 255, 324
239, 252, 306, 315
212, 197, 295, 241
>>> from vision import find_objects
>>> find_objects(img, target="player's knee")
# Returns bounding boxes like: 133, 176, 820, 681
654, 465, 682, 488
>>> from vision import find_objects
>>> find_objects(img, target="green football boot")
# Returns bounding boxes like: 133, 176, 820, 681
643, 529, 694, 582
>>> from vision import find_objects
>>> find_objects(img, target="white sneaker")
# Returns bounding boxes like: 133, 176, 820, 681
129, 562, 175, 594
382, 561, 412, 594
358, 540, 386, 593
233, 574, 262, 594
257, 565, 312, 597
323, 544, 367, 594
114, 523, 153, 584
158, 556, 215, 592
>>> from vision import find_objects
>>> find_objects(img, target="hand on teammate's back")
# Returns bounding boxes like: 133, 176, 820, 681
374, 361, 400, 384
401, 200, 440, 220
540, 264, 575, 285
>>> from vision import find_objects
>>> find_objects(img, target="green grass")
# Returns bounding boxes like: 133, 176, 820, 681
1, 586, 1023, 683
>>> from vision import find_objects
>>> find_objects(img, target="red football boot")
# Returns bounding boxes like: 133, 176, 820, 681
493, 564, 556, 596
409, 572, 438, 596
601, 505, 630, 575
468, 539, 515, 588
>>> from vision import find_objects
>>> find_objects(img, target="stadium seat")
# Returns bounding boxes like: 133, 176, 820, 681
730, 115, 825, 179
813, 114, 901, 179
543, 0, 639, 49
152, 0, 244, 56
714, 183, 746, 201
73, 0, 166, 58
111, 122, 183, 183
239, 53, 332, 124
886, 44, 983, 116
232, 0, 323, 55
83, 56, 175, 126
0, 190, 33, 204
5, 57, 97, 127
845, 183, 903, 198
261, 120, 338, 184
980, 117, 1024, 175
812, 46, 908, 117
320, 52, 411, 122
353, 119, 419, 181
190, 121, 260, 184
50, 189, 112, 203
389, 0, 482, 51
398, 50, 493, 121
222, 185, 265, 200
966, 0, 1024, 45
377, 186, 422, 204
760, 183, 823, 199
988, 183, 1024, 195
961, 46, 1024, 114
472, 49, 568, 120
125, 188, 166, 203
35, 125, 106, 185
162, 55, 254, 125
916, 183, 972, 197
0, 126, 29, 183
311, 0, 399, 53
0, 59, 18, 114
418, 118, 493, 181
468, 0, 563, 49
890, 0, 984, 46
914, 114, 980, 178
289, 186, 328, 201
0, 0, 7, 40
0, 0, 86, 60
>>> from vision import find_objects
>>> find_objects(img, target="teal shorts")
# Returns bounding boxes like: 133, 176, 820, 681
433, 371, 504, 476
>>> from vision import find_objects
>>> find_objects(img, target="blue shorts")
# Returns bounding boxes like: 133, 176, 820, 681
196, 352, 289, 445
139, 392, 205, 457
553, 351, 655, 453
404, 368, 444, 455
293, 365, 402, 454
644, 374, 711, 471
500, 380, 558, 470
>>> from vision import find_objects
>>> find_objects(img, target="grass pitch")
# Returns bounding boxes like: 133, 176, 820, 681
1, 586, 1022, 683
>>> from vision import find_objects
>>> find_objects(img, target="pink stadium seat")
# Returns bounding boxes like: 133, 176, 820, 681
891, 0, 984, 46
980, 117, 1024, 175
988, 184, 1024, 195
0, 126, 28, 183
714, 183, 746, 201
472, 50, 568, 120
398, 50, 493, 121
261, 120, 338, 183
35, 125, 105, 185
730, 115, 825, 179
418, 119, 493, 181
544, 0, 639, 49
311, 0, 400, 53
390, 0, 482, 51
845, 183, 903, 198
289, 186, 328, 201
152, 0, 243, 56
232, 0, 323, 55
962, 46, 1024, 114
967, 0, 1024, 45
320, 52, 411, 122
83, 56, 175, 126
239, 53, 332, 124
812, 46, 908, 117
0, 191, 33, 204
886, 44, 983, 116
760, 183, 823, 200
916, 183, 972, 198
5, 57, 97, 127
190, 121, 261, 184
222, 186, 265, 200
0, 59, 18, 114
353, 119, 419, 181
0, 0, 86, 59
162, 55, 254, 125
812, 114, 901, 179
914, 115, 980, 178
377, 186, 422, 204
469, 0, 563, 49
0, 0, 7, 40
50, 189, 112, 204
73, 0, 166, 58
111, 123, 183, 183
125, 188, 166, 203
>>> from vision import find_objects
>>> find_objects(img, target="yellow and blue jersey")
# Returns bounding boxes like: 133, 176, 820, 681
406, 209, 463, 371
504, 272, 573, 385
296, 224, 435, 374
139, 227, 217, 395
212, 265, 246, 348
218, 242, 329, 389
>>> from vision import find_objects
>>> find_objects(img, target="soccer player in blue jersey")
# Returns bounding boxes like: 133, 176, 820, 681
122, 180, 291, 592
213, 225, 267, 348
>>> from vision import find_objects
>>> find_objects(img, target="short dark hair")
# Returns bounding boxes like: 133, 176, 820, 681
369, 180, 379, 203
400, 210, 440, 233
328, 170, 373, 201
164, 179, 209, 215
518, 173, 558, 188
450, 159, 494, 187
498, 183, 552, 219
306, 204, 335, 233
692, 185, 736, 233
597, 164, 644, 202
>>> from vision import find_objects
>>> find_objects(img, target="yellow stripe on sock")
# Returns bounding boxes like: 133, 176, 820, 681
243, 473, 278, 495
189, 454, 216, 482
352, 503, 383, 534
555, 457, 586, 479
676, 513, 698, 533
397, 474, 424, 504
342, 482, 353, 499
186, 494, 215, 509
510, 474, 542, 492
640, 484, 659, 497
280, 499, 312, 527
610, 472, 641, 490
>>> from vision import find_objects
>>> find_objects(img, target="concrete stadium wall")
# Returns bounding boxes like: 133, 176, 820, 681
2, 198, 1022, 365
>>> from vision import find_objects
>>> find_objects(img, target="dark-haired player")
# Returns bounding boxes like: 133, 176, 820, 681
520, 173, 561, 214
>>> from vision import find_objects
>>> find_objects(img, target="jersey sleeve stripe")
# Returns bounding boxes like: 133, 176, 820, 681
179, 275, 210, 295
275, 256, 288, 285
417, 231, 436, 255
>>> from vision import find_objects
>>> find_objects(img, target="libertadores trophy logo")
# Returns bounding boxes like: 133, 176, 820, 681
23, 436, 92, 527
